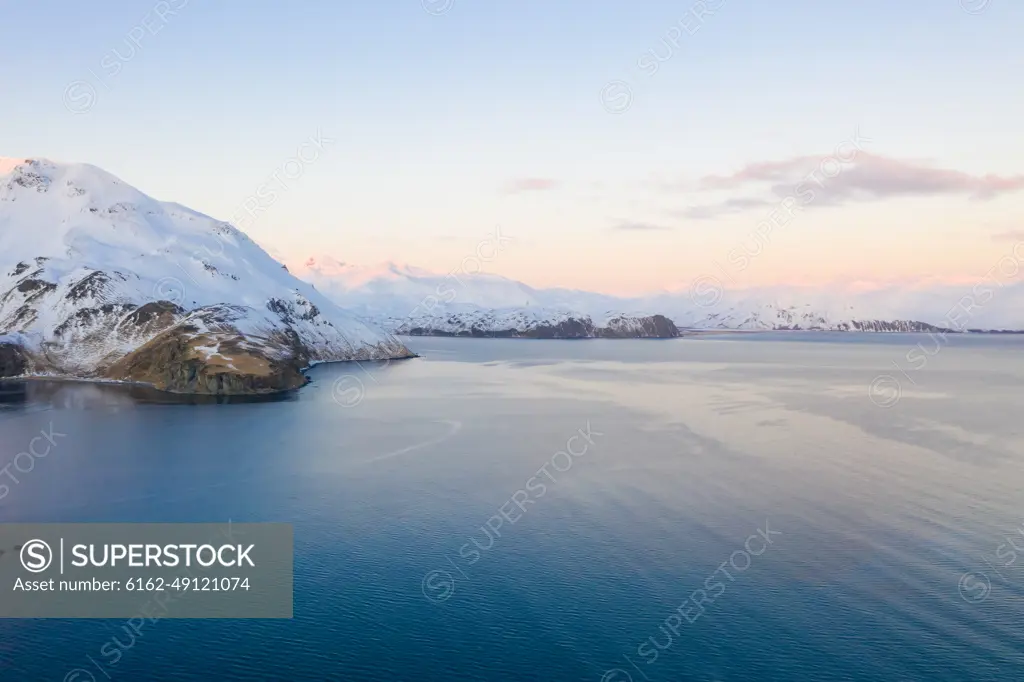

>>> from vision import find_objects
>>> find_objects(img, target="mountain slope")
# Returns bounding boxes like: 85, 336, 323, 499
0, 158, 413, 393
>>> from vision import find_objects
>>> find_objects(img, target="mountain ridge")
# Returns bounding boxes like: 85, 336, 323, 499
292, 254, 1023, 335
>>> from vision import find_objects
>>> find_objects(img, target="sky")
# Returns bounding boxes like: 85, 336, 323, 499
1, 0, 1022, 295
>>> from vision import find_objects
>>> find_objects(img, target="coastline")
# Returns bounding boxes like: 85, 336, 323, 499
394, 327, 1014, 340
2, 353, 421, 398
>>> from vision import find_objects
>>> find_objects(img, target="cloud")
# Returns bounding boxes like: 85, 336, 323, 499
700, 157, 823, 190
613, 221, 672, 231
992, 230, 1024, 242
685, 153, 1024, 219
504, 177, 559, 193
679, 197, 774, 220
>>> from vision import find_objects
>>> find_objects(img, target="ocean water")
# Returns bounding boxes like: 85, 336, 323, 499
1, 333, 1023, 681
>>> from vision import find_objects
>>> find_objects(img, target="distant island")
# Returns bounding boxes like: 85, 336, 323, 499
388, 310, 681, 339
386, 314, 966, 339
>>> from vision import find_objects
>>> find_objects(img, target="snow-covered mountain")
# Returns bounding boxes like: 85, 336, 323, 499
0, 158, 412, 394
378, 305, 679, 339
295, 257, 563, 315
293, 256, 1024, 335
295, 257, 680, 338
641, 283, 1024, 332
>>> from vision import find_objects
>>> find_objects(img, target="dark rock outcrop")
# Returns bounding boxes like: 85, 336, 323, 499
847, 320, 950, 333
65, 271, 113, 302
527, 317, 597, 338
597, 314, 679, 338
116, 301, 183, 337
0, 342, 27, 377
104, 327, 309, 395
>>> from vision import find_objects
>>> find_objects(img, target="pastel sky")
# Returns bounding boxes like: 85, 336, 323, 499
2, 0, 1022, 295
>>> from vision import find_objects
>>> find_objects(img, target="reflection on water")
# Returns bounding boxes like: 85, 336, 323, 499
0, 379, 299, 410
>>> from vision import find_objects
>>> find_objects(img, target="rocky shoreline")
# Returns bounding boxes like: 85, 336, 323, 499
0, 339, 418, 396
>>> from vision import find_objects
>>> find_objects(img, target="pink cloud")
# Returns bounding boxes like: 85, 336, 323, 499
992, 230, 1024, 242
684, 153, 1024, 219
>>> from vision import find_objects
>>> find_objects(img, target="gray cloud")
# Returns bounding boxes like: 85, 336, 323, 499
613, 221, 672, 231
680, 197, 774, 220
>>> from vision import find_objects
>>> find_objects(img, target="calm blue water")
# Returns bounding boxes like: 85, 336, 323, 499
1, 333, 1024, 681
